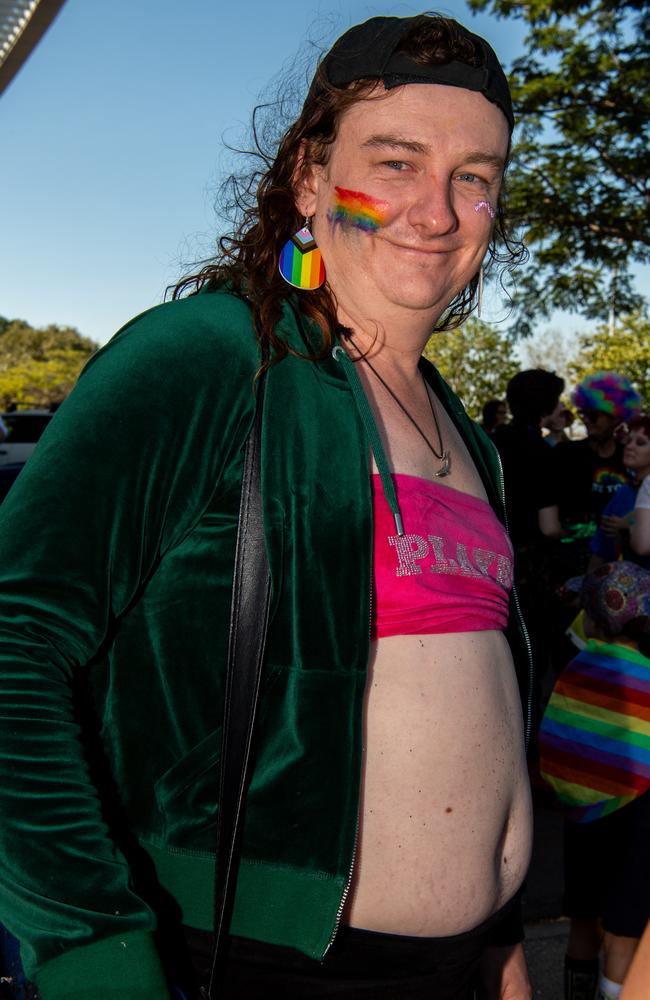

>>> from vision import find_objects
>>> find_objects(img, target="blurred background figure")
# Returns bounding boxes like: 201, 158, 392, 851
543, 405, 574, 447
481, 397, 508, 436
630, 444, 650, 561
538, 562, 650, 1000
589, 415, 650, 572
493, 370, 565, 547
555, 372, 642, 579
492, 369, 565, 731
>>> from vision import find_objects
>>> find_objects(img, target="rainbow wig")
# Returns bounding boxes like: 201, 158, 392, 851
572, 371, 642, 421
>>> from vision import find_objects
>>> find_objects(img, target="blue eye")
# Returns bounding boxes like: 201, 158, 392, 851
383, 160, 407, 171
456, 172, 478, 183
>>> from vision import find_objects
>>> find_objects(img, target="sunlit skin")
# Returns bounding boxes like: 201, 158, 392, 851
298, 76, 530, 934
297, 83, 509, 358
474, 199, 496, 219
294, 85, 532, 997
329, 187, 391, 231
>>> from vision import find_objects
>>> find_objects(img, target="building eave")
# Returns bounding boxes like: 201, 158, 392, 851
0, 0, 67, 96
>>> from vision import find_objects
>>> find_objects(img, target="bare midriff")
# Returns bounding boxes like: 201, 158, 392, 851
344, 629, 533, 936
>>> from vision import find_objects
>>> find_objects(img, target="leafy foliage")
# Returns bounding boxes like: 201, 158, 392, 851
568, 309, 650, 405
427, 309, 650, 426
470, 0, 650, 334
424, 317, 520, 419
519, 309, 650, 409
0, 318, 97, 410
518, 326, 580, 391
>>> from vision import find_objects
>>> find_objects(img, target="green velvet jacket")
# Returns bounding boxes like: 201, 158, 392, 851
0, 289, 531, 999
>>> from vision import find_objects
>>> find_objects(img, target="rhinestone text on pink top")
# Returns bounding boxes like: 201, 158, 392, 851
387, 533, 513, 589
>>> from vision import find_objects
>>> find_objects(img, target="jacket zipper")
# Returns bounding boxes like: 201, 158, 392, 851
325, 817, 360, 953
326, 346, 533, 953
325, 343, 373, 952
494, 450, 534, 750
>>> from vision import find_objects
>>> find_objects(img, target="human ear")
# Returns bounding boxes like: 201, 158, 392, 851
292, 141, 325, 219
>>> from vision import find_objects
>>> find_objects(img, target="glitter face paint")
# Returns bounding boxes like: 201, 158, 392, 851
330, 187, 390, 232
474, 200, 496, 220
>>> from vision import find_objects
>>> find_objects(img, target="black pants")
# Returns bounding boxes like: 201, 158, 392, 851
563, 788, 650, 938
174, 915, 503, 999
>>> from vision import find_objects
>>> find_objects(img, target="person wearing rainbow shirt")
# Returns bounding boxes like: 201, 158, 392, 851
555, 372, 642, 579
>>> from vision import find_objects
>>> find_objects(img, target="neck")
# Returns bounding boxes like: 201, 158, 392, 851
589, 436, 616, 458
333, 289, 446, 379
337, 307, 437, 380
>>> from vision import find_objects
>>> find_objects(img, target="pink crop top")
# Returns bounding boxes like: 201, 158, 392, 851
372, 473, 513, 638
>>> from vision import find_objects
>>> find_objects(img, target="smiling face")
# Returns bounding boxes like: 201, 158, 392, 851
624, 425, 650, 479
296, 83, 509, 330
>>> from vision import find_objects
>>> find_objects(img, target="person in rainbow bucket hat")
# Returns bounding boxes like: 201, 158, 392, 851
539, 561, 650, 1000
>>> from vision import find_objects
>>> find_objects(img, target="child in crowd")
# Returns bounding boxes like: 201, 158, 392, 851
538, 562, 650, 1000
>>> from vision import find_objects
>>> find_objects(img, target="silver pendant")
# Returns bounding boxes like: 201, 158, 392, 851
435, 452, 451, 477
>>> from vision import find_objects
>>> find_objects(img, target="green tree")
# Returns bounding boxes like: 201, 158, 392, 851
568, 309, 650, 406
0, 318, 97, 409
518, 326, 581, 390
469, 0, 650, 334
424, 317, 520, 419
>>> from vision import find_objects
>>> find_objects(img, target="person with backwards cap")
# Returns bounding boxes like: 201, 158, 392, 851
0, 15, 534, 999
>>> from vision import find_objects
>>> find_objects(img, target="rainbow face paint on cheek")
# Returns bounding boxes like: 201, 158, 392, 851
474, 200, 496, 220
329, 187, 390, 232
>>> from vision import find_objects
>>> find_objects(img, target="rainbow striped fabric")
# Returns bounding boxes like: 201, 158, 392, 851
539, 639, 650, 822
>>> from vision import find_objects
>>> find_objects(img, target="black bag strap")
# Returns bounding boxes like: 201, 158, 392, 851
207, 377, 270, 998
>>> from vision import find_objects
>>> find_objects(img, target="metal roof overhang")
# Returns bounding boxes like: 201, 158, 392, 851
0, 0, 66, 96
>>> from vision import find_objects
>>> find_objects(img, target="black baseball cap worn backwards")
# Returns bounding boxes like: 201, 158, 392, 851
312, 15, 514, 133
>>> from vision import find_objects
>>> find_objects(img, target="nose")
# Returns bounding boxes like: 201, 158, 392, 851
407, 176, 458, 237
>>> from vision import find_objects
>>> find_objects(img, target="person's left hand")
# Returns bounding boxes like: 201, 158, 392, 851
477, 942, 533, 1000
600, 513, 631, 537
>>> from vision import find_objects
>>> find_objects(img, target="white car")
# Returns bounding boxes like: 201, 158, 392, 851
0, 408, 54, 468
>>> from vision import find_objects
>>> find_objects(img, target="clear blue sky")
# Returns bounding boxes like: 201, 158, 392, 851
1, 0, 641, 346
0, 0, 529, 344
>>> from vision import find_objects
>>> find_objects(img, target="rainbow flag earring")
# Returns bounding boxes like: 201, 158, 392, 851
278, 218, 325, 290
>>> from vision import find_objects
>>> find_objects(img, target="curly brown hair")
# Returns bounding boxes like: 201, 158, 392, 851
628, 414, 650, 439
172, 14, 526, 365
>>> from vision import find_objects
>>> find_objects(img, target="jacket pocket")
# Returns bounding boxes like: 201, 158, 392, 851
154, 727, 222, 847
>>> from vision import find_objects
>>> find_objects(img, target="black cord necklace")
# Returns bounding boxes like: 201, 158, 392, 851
353, 346, 452, 478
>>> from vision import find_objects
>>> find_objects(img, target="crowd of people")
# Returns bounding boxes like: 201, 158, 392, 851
0, 11, 647, 1000
484, 371, 650, 1000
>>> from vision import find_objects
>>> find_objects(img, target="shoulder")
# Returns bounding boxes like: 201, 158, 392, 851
83, 289, 260, 383
58, 289, 262, 437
